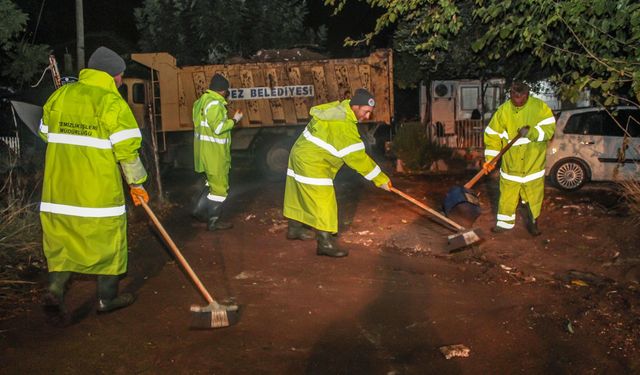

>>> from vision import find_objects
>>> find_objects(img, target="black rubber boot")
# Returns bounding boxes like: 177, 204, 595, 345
42, 271, 71, 325
207, 216, 233, 231
97, 275, 135, 314
286, 220, 315, 241
316, 231, 348, 257
191, 186, 211, 223
523, 203, 542, 236
491, 226, 509, 233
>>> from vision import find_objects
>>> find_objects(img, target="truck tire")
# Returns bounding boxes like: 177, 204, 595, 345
257, 137, 294, 180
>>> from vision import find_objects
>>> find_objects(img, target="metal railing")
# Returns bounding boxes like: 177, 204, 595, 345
430, 119, 485, 149
0, 135, 20, 155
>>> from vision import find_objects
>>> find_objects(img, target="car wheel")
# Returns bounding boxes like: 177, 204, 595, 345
551, 159, 588, 191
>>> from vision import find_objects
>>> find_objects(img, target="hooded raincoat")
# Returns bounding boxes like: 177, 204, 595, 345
484, 96, 556, 230
283, 99, 390, 233
193, 90, 235, 202
39, 68, 146, 275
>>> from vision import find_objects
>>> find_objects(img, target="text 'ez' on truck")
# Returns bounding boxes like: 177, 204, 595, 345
122, 49, 394, 177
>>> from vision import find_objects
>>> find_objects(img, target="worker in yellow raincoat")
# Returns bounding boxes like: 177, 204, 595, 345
191, 74, 243, 231
39, 46, 149, 323
283, 88, 392, 257
483, 82, 556, 236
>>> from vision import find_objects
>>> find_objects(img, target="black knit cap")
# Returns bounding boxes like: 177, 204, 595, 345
209, 73, 229, 91
350, 88, 375, 107
87, 46, 126, 76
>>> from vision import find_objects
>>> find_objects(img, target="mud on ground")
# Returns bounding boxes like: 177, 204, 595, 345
1, 164, 639, 374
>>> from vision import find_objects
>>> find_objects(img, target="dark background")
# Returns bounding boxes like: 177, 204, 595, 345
17, 0, 390, 61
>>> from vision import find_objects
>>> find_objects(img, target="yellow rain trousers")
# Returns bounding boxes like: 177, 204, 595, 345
283, 100, 390, 233
39, 69, 146, 275
192, 90, 235, 203
484, 97, 556, 230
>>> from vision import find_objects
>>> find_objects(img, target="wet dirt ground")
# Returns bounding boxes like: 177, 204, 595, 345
2, 161, 639, 374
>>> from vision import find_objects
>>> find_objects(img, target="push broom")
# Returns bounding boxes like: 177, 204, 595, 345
138, 199, 239, 329
390, 187, 483, 251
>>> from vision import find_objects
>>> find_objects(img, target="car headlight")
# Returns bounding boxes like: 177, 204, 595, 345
550, 147, 557, 155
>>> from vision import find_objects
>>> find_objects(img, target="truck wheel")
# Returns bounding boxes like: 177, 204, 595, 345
258, 138, 293, 180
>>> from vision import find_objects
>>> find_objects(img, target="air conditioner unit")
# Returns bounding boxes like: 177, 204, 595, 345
432, 81, 455, 99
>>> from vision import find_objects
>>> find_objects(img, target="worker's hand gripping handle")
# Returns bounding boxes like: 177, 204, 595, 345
463, 125, 531, 189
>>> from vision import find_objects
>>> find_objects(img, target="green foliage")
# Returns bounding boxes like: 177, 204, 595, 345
473, 0, 640, 105
328, 0, 640, 105
135, 0, 321, 65
392, 122, 452, 170
0, 0, 49, 87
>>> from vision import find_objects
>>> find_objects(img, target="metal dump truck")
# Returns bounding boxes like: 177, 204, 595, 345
122, 49, 394, 176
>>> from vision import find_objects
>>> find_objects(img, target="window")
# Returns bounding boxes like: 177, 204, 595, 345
484, 87, 499, 112
614, 110, 640, 138
460, 87, 479, 111
564, 109, 640, 137
564, 112, 591, 135
132, 83, 146, 104
601, 111, 625, 137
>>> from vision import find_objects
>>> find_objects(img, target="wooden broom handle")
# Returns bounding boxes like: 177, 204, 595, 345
464, 126, 530, 189
390, 187, 465, 231
139, 200, 215, 304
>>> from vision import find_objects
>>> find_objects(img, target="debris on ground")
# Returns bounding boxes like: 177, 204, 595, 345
559, 270, 611, 287
439, 344, 470, 359
267, 220, 288, 233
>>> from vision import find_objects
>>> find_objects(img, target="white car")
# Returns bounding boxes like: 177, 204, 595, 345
546, 106, 640, 191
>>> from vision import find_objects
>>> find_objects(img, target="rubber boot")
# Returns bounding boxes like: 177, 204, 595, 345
286, 220, 315, 241
97, 275, 135, 314
207, 216, 233, 231
316, 231, 348, 257
43, 271, 71, 325
523, 203, 542, 237
491, 226, 508, 233
191, 186, 211, 223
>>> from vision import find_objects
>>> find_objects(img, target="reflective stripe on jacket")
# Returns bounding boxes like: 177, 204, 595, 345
193, 90, 234, 199
485, 96, 555, 227
39, 68, 145, 275
283, 99, 390, 232
484, 96, 556, 180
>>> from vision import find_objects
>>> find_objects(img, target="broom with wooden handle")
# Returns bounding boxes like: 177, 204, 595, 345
390, 187, 484, 252
138, 199, 239, 329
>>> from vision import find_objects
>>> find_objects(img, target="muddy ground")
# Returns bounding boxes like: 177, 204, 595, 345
2, 160, 639, 374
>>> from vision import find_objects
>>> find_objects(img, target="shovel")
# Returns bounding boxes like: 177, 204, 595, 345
139, 200, 239, 329
443, 126, 529, 224
390, 187, 483, 252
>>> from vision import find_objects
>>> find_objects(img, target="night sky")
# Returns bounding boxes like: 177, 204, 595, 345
18, 0, 144, 57
16, 0, 389, 61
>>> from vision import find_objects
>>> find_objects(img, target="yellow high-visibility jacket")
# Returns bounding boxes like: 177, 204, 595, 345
39, 68, 146, 275
192, 90, 235, 202
484, 96, 556, 228
284, 99, 389, 233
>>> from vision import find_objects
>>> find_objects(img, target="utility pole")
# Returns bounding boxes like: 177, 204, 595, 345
76, 0, 85, 70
